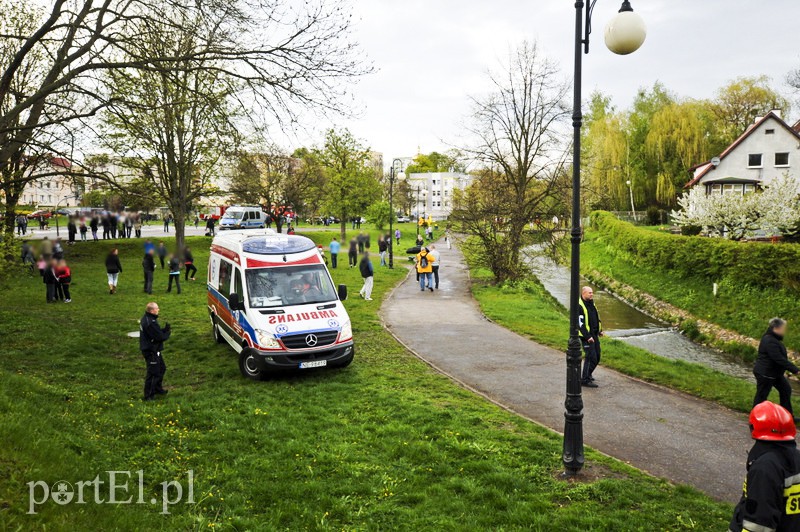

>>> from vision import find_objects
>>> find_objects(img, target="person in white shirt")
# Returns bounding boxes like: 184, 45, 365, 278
429, 244, 442, 289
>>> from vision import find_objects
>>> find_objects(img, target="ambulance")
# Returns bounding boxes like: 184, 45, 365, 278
218, 205, 267, 230
207, 230, 354, 379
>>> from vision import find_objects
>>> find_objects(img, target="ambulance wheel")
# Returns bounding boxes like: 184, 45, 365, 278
239, 348, 267, 381
211, 315, 225, 344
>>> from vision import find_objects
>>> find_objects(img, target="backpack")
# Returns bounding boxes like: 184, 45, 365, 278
420, 253, 428, 268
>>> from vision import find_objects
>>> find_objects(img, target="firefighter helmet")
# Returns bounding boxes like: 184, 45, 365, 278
750, 401, 796, 441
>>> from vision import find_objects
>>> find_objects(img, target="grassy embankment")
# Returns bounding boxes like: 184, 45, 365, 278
464, 243, 761, 414
0, 226, 732, 529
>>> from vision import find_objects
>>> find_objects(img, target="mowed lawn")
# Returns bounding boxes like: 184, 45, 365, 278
0, 229, 732, 530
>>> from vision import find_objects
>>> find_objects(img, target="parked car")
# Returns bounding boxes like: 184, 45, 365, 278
396, 215, 411, 223
27, 210, 53, 219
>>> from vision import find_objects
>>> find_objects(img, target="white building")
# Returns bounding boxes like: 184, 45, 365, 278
19, 157, 82, 208
687, 111, 800, 195
405, 172, 472, 221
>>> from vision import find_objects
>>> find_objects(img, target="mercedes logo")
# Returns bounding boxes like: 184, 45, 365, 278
305, 334, 318, 347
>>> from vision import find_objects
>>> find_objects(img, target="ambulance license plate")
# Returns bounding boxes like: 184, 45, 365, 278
299, 360, 327, 369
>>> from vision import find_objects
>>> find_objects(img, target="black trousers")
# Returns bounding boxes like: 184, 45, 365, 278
61, 284, 71, 300
349, 251, 357, 267
432, 265, 440, 288
581, 336, 601, 382
185, 263, 197, 280
144, 270, 153, 294
331, 253, 338, 268
46, 283, 56, 302
754, 373, 794, 415
159, 255, 165, 268
168, 274, 181, 293
143, 351, 166, 399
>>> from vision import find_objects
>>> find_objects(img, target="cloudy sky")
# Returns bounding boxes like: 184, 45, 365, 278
304, 0, 800, 164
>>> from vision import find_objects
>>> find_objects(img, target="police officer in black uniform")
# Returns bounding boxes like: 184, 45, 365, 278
140, 302, 171, 400
731, 401, 800, 532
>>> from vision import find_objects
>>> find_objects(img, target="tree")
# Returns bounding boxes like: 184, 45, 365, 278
453, 42, 569, 283
318, 129, 381, 241
99, 0, 367, 250
392, 178, 417, 216
404, 151, 465, 174
366, 201, 393, 231
711, 76, 789, 146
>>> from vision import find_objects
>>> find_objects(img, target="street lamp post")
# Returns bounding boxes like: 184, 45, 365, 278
388, 158, 402, 269
626, 179, 637, 222
563, 0, 646, 476
416, 185, 421, 237
54, 196, 75, 238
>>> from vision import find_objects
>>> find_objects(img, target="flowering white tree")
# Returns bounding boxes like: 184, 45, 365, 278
672, 176, 800, 240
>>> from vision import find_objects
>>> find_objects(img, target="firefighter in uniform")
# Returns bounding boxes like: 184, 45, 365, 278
578, 286, 603, 388
139, 302, 171, 401
730, 401, 800, 532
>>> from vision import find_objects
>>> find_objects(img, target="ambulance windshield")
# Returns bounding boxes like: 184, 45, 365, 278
245, 264, 337, 308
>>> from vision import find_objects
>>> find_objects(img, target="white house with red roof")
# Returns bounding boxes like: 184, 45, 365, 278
686, 111, 800, 196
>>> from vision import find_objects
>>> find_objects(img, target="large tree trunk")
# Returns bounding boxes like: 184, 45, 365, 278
340, 220, 346, 242
173, 208, 186, 252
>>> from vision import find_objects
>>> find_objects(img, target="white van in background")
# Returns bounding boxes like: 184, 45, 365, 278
219, 206, 267, 230
207, 230, 354, 380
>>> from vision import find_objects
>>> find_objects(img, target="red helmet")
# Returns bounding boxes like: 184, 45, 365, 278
750, 401, 796, 441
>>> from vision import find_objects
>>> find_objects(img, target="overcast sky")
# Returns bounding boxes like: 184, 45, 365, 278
296, 0, 800, 164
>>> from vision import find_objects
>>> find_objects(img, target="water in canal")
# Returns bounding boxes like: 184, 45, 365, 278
527, 254, 755, 381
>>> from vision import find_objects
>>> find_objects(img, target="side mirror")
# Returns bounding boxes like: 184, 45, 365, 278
337, 284, 348, 301
229, 292, 245, 311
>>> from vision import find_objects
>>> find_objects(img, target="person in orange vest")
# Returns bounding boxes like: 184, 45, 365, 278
415, 246, 434, 292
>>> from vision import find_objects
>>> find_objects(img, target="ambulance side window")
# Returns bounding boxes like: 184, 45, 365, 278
242, 212, 249, 221
219, 260, 232, 297
233, 269, 244, 300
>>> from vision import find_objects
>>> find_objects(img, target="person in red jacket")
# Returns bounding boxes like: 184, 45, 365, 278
56, 259, 73, 303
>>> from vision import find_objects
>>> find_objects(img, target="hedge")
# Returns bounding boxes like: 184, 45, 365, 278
589, 211, 800, 289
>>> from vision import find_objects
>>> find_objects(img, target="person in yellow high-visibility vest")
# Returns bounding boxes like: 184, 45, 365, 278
578, 286, 603, 388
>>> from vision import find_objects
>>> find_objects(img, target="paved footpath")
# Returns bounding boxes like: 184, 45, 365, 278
381, 242, 751, 501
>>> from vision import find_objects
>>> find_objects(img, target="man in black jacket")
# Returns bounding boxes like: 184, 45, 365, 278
139, 302, 171, 400
142, 249, 155, 294
578, 286, 603, 388
730, 401, 800, 532
754, 318, 799, 419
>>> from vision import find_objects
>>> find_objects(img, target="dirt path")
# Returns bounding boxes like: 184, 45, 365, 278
381, 242, 751, 502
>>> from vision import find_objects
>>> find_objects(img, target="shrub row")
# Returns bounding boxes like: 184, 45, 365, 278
590, 211, 800, 289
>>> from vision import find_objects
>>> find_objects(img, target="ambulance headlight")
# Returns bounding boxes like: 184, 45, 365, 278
255, 330, 280, 349
339, 321, 352, 341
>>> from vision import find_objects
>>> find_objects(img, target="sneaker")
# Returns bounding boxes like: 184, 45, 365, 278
64, 299, 71, 303
581, 380, 598, 388
365, 298, 373, 301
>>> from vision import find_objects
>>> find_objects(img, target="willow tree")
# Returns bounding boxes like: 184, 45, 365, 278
582, 92, 629, 210
645, 100, 712, 206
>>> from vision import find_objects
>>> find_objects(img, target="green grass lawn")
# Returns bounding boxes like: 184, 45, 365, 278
0, 229, 732, 530
463, 244, 763, 414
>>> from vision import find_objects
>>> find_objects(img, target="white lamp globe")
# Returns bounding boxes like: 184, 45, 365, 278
604, 9, 646, 55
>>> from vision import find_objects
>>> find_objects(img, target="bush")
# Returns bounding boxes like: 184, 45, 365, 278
590, 211, 800, 289
645, 206, 662, 226
680, 225, 702, 236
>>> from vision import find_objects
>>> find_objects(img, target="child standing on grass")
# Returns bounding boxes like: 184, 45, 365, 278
56, 259, 72, 303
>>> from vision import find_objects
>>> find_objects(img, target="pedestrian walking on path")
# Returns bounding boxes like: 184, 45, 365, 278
429, 244, 441, 289
729, 401, 800, 532
348, 238, 358, 268
578, 286, 603, 388
753, 318, 799, 420
359, 252, 374, 301
415, 246, 434, 292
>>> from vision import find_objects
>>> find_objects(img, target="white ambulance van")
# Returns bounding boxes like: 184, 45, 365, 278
218, 205, 267, 230
207, 230, 354, 379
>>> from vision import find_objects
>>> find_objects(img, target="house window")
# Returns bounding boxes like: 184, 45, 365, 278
765, 129, 775, 135
748, 154, 763, 168
709, 184, 722, 195
775, 152, 790, 167
744, 184, 755, 194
